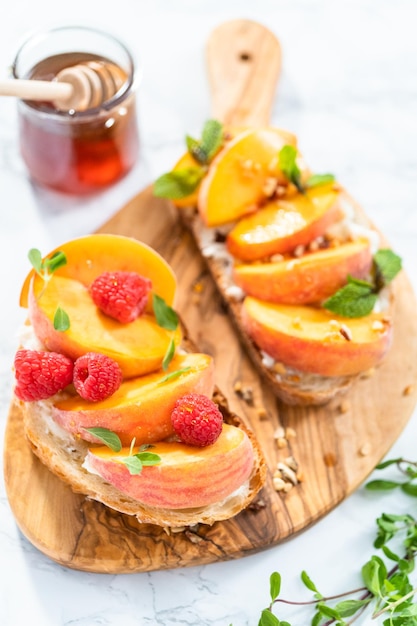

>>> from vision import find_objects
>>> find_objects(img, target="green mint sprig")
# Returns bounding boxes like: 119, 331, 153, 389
278, 145, 335, 193
85, 427, 122, 452
153, 119, 224, 200
152, 293, 179, 370
84, 428, 161, 475
28, 247, 70, 331
323, 249, 402, 318
258, 457, 417, 625
153, 167, 205, 200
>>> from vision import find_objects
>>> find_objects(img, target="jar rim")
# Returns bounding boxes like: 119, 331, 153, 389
11, 24, 140, 118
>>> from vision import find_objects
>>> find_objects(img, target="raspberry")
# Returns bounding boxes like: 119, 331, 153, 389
170, 393, 223, 447
14, 349, 74, 401
73, 352, 123, 402
89, 271, 152, 323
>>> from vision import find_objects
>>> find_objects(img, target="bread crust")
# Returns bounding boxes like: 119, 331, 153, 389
179, 189, 395, 406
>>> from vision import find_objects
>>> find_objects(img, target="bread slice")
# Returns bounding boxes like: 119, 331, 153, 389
178, 188, 395, 406
19, 322, 266, 528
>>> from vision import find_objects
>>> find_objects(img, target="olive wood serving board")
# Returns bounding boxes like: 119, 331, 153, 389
4, 19, 417, 573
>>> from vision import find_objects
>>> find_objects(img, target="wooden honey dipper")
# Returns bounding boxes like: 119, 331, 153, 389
0, 60, 126, 111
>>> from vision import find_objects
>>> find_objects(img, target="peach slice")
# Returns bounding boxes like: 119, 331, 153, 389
198, 127, 298, 227
28, 274, 182, 378
53, 353, 214, 445
241, 297, 392, 377
20, 234, 176, 310
226, 184, 342, 261
170, 127, 247, 209
85, 423, 254, 509
233, 238, 373, 304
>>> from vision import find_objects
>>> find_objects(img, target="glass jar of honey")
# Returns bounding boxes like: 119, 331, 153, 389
11, 26, 139, 194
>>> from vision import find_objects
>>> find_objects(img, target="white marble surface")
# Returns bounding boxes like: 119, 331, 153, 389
1, 1, 417, 624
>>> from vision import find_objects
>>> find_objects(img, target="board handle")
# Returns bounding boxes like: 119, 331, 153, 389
206, 19, 281, 127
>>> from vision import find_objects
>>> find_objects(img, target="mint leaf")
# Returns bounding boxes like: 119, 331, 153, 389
278, 145, 303, 192
85, 427, 122, 452
186, 135, 208, 164
200, 119, 224, 162
53, 307, 70, 331
153, 167, 205, 199
121, 451, 161, 475
323, 276, 377, 318
374, 249, 402, 287
306, 173, 335, 188
152, 294, 179, 331
121, 455, 143, 474
185, 120, 224, 165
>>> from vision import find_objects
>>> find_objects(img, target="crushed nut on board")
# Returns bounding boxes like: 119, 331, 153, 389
276, 437, 288, 449
359, 443, 372, 456
273, 456, 302, 493
403, 385, 414, 396
234, 383, 254, 406
256, 407, 269, 420
338, 400, 350, 414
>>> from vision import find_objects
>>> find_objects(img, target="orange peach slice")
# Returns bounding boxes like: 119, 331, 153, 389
85, 423, 254, 509
28, 275, 182, 378
198, 127, 298, 227
53, 353, 214, 446
227, 184, 342, 261
233, 238, 372, 304
20, 234, 176, 310
241, 297, 392, 377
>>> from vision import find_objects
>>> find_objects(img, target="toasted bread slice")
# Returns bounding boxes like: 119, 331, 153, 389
178, 189, 395, 406
18, 323, 266, 528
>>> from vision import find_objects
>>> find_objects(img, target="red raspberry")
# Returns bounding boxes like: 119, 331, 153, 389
170, 393, 223, 447
73, 352, 122, 402
89, 271, 152, 323
14, 349, 74, 401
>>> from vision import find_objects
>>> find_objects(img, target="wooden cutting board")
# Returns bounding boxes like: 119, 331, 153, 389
4, 20, 417, 573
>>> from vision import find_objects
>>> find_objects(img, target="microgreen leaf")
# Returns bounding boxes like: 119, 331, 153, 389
306, 173, 335, 188
152, 294, 179, 331
301, 571, 322, 598
53, 307, 70, 331
84, 427, 122, 452
270, 572, 281, 601
28, 248, 43, 274
278, 145, 303, 192
153, 167, 205, 199
162, 337, 176, 371
158, 367, 192, 384
323, 276, 377, 318
366, 480, 401, 491
28, 248, 67, 278
258, 609, 281, 626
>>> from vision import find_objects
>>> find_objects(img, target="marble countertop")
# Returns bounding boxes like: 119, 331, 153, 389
1, 1, 417, 624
